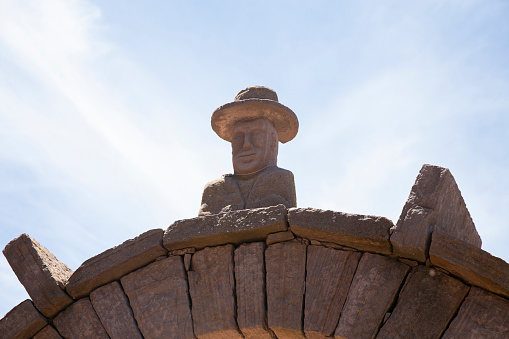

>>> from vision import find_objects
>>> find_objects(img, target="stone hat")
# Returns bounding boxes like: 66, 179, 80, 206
211, 86, 299, 143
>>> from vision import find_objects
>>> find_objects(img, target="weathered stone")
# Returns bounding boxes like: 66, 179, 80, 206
429, 231, 509, 298
199, 167, 296, 216
320, 241, 357, 251
377, 266, 469, 339
391, 164, 481, 262
2, 234, 73, 318
0, 300, 47, 339
304, 246, 361, 338
397, 257, 419, 267
335, 253, 409, 339
90, 281, 142, 339
235, 242, 272, 339
121, 256, 194, 339
266, 241, 307, 338
164, 205, 287, 251
168, 247, 196, 256
184, 253, 192, 271
288, 207, 393, 254
66, 229, 166, 299
443, 287, 509, 339
33, 326, 62, 339
53, 298, 109, 339
266, 231, 294, 245
188, 244, 242, 338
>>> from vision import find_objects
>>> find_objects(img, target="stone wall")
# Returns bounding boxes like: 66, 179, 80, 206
1, 164, 508, 339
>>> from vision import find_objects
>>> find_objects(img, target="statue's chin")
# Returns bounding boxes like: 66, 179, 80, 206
234, 163, 263, 176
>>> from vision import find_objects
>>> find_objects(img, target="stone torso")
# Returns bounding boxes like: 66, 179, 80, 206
198, 166, 296, 216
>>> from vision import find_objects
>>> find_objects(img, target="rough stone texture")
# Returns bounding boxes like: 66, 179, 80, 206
397, 258, 419, 267
199, 167, 297, 216
391, 164, 482, 262
66, 229, 166, 299
377, 265, 470, 339
2, 234, 73, 318
430, 231, 509, 298
443, 287, 509, 339
266, 230, 295, 245
335, 253, 410, 339
0, 300, 47, 339
288, 207, 393, 254
304, 246, 361, 338
266, 241, 307, 338
188, 244, 242, 338
53, 298, 109, 339
90, 281, 143, 339
164, 205, 287, 251
235, 242, 273, 339
121, 256, 194, 339
33, 326, 63, 339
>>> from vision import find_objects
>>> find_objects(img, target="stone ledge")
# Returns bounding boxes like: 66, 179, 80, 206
3, 234, 73, 318
288, 207, 393, 254
66, 229, 167, 299
0, 300, 47, 339
429, 231, 509, 299
163, 205, 288, 251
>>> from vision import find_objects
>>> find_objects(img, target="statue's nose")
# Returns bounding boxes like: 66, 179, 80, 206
242, 133, 254, 150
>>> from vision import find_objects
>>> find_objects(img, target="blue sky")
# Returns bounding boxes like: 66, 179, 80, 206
1, 0, 508, 317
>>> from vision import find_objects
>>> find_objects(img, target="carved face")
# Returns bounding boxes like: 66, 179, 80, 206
232, 118, 278, 176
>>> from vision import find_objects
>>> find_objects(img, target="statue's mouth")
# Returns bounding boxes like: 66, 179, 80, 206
236, 152, 258, 163
237, 152, 257, 158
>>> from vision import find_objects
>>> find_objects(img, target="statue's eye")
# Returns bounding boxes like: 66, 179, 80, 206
251, 129, 265, 144
232, 132, 244, 146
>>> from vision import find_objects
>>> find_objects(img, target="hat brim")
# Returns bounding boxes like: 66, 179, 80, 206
211, 99, 299, 143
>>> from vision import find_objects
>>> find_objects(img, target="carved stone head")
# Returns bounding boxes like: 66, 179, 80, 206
211, 86, 299, 175
231, 117, 278, 176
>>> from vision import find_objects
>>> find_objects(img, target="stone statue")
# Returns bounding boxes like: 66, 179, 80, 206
198, 86, 298, 216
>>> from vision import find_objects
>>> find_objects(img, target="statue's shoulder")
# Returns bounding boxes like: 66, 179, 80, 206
260, 166, 294, 181
203, 177, 226, 189
199, 176, 240, 216
202, 176, 238, 195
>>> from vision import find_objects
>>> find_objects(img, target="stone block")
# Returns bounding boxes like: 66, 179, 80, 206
90, 281, 142, 338
266, 231, 294, 245
0, 300, 47, 339
391, 164, 481, 262
164, 205, 288, 252
429, 230, 509, 298
288, 207, 393, 254
66, 229, 166, 299
443, 287, 509, 339
2, 234, 73, 318
335, 253, 409, 339
121, 256, 194, 339
304, 246, 361, 338
266, 241, 307, 338
53, 298, 109, 339
234, 242, 272, 339
33, 326, 62, 339
377, 266, 469, 339
188, 244, 242, 338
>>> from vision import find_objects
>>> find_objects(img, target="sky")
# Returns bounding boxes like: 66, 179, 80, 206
1, 0, 508, 318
